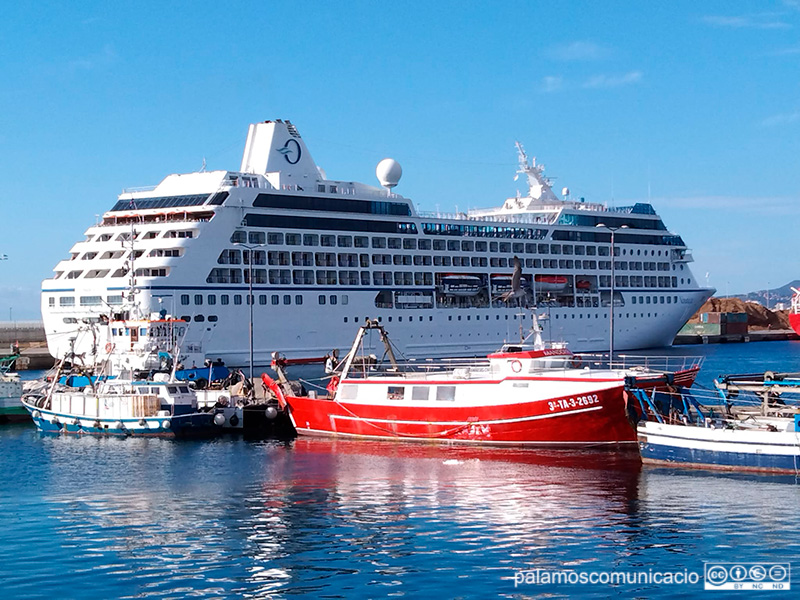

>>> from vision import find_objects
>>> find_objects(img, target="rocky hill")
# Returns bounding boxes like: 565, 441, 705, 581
687, 297, 790, 330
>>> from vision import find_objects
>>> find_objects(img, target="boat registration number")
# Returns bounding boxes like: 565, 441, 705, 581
548, 394, 599, 412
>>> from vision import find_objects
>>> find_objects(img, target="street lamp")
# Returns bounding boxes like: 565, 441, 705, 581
233, 235, 266, 383
595, 223, 628, 366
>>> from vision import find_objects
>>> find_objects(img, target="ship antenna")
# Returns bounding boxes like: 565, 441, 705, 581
514, 141, 559, 202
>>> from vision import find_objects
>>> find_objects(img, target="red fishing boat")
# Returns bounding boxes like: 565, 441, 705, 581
263, 320, 702, 447
790, 287, 800, 336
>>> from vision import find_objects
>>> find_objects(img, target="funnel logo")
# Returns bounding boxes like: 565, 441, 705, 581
277, 139, 301, 164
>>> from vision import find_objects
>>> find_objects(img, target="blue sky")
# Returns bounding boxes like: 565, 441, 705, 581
1, 0, 799, 319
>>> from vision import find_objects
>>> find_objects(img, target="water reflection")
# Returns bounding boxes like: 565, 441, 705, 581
2, 429, 800, 599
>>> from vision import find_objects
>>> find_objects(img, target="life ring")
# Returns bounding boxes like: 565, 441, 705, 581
105, 342, 115, 353
510, 360, 522, 373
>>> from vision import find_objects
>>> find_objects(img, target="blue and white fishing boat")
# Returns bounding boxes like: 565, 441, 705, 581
21, 356, 225, 437
630, 372, 800, 474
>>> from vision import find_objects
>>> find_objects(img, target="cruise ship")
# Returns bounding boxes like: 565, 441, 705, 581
41, 120, 714, 365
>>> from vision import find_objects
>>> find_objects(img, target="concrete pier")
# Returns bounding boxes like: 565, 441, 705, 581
0, 321, 55, 370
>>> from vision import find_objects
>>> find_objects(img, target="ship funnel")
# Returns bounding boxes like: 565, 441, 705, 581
240, 120, 320, 180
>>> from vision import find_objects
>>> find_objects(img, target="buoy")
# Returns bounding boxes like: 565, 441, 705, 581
32, 410, 41, 420
265, 406, 278, 420
161, 419, 171, 429
116, 421, 125, 430
213, 413, 226, 426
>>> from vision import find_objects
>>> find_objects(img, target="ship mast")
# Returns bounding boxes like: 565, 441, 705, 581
515, 141, 560, 202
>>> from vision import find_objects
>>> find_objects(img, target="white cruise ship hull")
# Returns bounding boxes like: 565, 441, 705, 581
40, 119, 714, 366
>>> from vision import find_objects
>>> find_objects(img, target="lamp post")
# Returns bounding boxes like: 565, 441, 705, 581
595, 224, 627, 366
233, 237, 266, 382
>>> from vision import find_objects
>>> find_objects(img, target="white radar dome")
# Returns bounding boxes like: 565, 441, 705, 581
562, 187, 570, 197
376, 158, 402, 188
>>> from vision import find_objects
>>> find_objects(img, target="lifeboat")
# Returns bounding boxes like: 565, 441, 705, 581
534, 275, 568, 291
441, 275, 483, 297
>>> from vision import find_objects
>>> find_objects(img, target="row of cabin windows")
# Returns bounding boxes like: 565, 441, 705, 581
76, 248, 182, 261
181, 293, 306, 307
50, 294, 125, 307
207, 268, 436, 286
221, 248, 673, 273
248, 233, 678, 259
85, 230, 194, 243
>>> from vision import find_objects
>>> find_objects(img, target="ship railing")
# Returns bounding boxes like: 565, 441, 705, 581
576, 353, 705, 373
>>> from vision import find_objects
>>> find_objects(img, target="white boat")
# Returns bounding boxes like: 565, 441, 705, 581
631, 372, 800, 473
41, 120, 714, 366
21, 364, 224, 437
440, 275, 484, 297
0, 353, 25, 423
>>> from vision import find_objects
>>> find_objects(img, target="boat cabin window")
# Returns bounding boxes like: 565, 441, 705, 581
167, 386, 179, 394
412, 387, 429, 401
387, 386, 405, 401
179, 386, 190, 394
436, 386, 456, 402
303, 234, 318, 246
371, 237, 386, 248
268, 233, 283, 245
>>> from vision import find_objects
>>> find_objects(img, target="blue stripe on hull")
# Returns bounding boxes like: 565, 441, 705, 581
640, 441, 800, 474
30, 414, 218, 438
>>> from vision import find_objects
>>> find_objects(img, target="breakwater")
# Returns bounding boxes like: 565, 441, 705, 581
0, 321, 53, 369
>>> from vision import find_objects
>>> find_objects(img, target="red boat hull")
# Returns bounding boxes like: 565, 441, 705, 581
286, 381, 636, 447
790, 312, 800, 336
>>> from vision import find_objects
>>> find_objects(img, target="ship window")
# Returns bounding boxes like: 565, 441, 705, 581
295, 295, 303, 305
272, 295, 279, 305
258, 294, 267, 305
447, 240, 459, 251
513, 243, 524, 253
433, 240, 446, 251
248, 231, 266, 245
208, 315, 218, 322
80, 296, 102, 306
181, 294, 190, 305
418, 239, 431, 250
234, 295, 242, 305
317, 184, 325, 193
388, 238, 401, 249
283, 295, 291, 305
371, 237, 386, 249
48, 297, 56, 307
436, 386, 456, 402
387, 386, 405, 401
330, 295, 337, 305
303, 234, 318, 246
194, 315, 205, 322
318, 295, 326, 305
354, 236, 368, 248
207, 294, 216, 305
321, 235, 335, 247
231, 231, 247, 244
268, 233, 284, 245
286, 233, 301, 245
411, 387, 429, 401
194, 295, 203, 305
337, 235, 352, 247
221, 294, 229, 305
403, 238, 416, 250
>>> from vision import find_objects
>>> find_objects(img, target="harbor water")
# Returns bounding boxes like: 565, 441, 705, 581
3, 341, 800, 598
